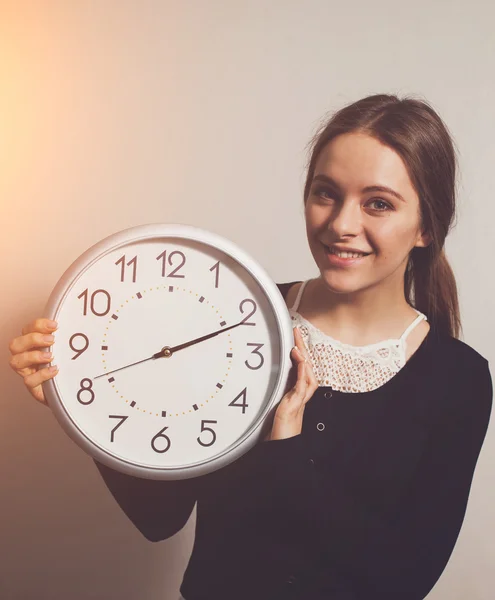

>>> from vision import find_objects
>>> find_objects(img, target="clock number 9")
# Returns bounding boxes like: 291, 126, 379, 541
239, 299, 257, 326
69, 333, 89, 360
151, 426, 171, 453
197, 420, 217, 447
245, 343, 264, 370
77, 378, 95, 405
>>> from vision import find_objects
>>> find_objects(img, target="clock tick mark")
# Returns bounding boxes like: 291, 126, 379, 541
220, 321, 226, 327
168, 286, 174, 292
102, 345, 108, 351
216, 383, 223, 389
111, 314, 118, 320
136, 292, 142, 299
199, 296, 205, 303
193, 404, 199, 411
108, 377, 115, 383
130, 401, 136, 407
162, 411, 167, 417
227, 353, 233, 358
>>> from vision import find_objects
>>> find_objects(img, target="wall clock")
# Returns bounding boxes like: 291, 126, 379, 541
42, 223, 293, 480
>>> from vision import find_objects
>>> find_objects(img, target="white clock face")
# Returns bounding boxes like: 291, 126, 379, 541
50, 233, 285, 474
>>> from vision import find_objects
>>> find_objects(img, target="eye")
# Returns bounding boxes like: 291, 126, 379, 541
311, 186, 336, 201
368, 198, 393, 212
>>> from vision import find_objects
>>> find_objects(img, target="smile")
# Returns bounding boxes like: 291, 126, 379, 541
322, 243, 372, 266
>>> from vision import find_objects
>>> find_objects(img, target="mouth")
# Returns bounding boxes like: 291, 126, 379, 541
322, 243, 372, 266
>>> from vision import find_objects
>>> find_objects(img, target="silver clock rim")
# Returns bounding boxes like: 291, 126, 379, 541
42, 223, 294, 481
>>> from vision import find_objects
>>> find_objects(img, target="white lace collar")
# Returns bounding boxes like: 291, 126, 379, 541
289, 279, 427, 393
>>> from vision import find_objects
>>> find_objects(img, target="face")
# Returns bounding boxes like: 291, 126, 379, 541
304, 131, 430, 298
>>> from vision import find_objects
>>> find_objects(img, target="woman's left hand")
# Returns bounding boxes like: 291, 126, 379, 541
266, 326, 319, 441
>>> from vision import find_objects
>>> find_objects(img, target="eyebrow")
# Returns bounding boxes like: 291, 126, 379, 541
312, 174, 406, 203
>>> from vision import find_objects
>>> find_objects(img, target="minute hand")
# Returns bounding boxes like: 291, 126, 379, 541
152, 320, 245, 359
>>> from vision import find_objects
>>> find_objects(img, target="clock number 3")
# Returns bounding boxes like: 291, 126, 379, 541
245, 343, 264, 370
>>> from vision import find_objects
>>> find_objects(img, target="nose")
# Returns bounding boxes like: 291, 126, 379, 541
327, 199, 363, 237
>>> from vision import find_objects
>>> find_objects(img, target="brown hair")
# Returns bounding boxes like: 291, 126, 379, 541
303, 93, 462, 339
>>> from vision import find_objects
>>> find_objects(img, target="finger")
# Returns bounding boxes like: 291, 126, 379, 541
291, 355, 308, 400
23, 365, 58, 405
9, 330, 56, 356
294, 327, 319, 387
9, 348, 53, 373
21, 318, 58, 337
293, 326, 311, 361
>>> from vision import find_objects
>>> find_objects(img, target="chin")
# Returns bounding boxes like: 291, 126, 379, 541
317, 270, 373, 297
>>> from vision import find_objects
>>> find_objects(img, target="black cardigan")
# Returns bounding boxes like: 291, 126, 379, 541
94, 282, 493, 600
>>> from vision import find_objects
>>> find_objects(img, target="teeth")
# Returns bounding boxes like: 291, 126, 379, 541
327, 247, 367, 259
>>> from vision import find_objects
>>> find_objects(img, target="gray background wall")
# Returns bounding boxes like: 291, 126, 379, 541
1, 1, 494, 599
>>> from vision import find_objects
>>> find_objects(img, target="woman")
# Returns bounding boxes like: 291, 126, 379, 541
8, 94, 493, 600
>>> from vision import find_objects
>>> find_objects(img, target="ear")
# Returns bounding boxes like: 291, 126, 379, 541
414, 228, 431, 249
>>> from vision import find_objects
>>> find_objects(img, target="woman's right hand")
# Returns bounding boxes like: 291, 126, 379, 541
8, 318, 59, 406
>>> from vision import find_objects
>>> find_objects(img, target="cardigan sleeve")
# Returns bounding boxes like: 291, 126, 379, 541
254, 357, 493, 600
94, 459, 198, 542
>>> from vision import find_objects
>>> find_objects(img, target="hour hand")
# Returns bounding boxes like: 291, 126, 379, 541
153, 320, 244, 359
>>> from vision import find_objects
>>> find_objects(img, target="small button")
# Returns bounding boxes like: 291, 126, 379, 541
309, 458, 315, 465
286, 575, 296, 584
316, 422, 325, 431
324, 391, 333, 399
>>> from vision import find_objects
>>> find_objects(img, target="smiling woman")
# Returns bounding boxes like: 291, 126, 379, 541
9, 93, 492, 600
302, 95, 459, 342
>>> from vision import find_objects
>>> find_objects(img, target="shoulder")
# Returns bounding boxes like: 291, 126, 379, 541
437, 333, 490, 370
434, 334, 492, 420
275, 281, 303, 309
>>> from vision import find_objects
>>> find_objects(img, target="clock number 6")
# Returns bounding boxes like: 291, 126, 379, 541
151, 426, 171, 453
197, 420, 217, 447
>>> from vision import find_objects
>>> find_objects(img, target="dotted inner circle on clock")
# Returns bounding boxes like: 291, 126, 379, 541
101, 286, 232, 416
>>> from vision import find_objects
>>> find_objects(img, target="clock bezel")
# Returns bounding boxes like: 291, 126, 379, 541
42, 223, 294, 480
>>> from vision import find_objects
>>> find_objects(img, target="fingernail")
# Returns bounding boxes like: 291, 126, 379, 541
47, 320, 58, 329
49, 365, 58, 372
43, 334, 55, 343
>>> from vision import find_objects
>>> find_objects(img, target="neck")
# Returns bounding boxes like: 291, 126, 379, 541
305, 275, 416, 345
